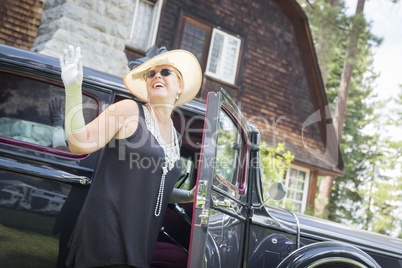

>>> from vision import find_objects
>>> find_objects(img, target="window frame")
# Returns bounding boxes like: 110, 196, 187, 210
213, 102, 249, 197
0, 70, 100, 159
205, 28, 242, 85
282, 165, 311, 213
127, 0, 163, 52
176, 15, 212, 70
176, 17, 242, 86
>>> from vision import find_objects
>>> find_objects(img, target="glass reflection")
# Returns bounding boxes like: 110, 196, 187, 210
215, 110, 241, 188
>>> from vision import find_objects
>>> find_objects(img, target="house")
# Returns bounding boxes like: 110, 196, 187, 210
0, 0, 344, 214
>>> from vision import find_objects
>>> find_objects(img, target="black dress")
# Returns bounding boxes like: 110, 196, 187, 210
66, 102, 181, 268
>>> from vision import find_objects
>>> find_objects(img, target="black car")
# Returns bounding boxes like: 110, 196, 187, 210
0, 44, 401, 268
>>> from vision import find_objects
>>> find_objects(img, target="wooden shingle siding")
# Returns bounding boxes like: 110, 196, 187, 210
0, 0, 44, 50
157, 0, 339, 175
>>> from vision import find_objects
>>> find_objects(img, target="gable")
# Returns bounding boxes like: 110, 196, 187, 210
154, 0, 343, 176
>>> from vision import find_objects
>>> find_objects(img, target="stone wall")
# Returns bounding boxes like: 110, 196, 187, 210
31, 0, 132, 76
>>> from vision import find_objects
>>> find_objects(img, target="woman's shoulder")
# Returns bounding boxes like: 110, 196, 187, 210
115, 98, 142, 106
112, 100, 144, 139
112, 99, 143, 115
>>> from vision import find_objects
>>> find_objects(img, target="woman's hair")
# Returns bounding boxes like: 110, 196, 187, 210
173, 67, 183, 83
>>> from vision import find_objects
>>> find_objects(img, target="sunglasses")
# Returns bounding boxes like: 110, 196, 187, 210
143, 69, 175, 80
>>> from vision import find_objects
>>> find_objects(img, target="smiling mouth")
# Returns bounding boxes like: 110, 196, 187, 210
153, 83, 164, 88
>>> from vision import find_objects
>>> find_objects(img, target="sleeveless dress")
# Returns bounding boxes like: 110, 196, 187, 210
66, 102, 182, 268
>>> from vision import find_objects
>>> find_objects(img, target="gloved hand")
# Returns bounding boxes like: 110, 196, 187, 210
60, 45, 83, 91
60, 45, 85, 134
49, 97, 64, 128
169, 186, 196, 204
49, 97, 68, 149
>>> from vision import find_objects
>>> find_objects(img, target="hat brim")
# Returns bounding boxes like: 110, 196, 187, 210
123, 50, 202, 106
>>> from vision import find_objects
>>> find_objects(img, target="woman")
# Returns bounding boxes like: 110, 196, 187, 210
60, 45, 202, 268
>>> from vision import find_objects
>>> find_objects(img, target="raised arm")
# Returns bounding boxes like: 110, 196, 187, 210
60, 45, 85, 137
60, 46, 137, 154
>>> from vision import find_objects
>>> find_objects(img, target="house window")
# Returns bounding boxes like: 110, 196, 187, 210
283, 166, 310, 213
178, 17, 241, 85
205, 28, 241, 84
178, 16, 211, 70
127, 0, 162, 51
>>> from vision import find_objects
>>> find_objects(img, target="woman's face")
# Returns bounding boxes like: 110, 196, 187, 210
145, 65, 182, 106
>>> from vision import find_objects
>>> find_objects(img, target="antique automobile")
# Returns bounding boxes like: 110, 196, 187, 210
0, 44, 401, 268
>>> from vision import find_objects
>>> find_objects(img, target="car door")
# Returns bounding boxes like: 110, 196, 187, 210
188, 88, 251, 268
0, 47, 114, 267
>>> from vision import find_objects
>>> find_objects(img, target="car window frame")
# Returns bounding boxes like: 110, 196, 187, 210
0, 69, 101, 159
216, 96, 250, 196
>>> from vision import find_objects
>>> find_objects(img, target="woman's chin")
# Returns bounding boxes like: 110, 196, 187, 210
149, 96, 175, 106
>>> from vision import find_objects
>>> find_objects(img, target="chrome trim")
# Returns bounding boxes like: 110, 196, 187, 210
61, 174, 91, 185
212, 185, 246, 206
307, 257, 367, 268
288, 209, 301, 249
0, 156, 91, 185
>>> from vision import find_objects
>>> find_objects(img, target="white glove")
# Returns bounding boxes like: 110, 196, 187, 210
60, 45, 85, 135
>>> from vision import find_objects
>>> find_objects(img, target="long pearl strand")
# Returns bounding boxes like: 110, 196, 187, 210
148, 104, 180, 217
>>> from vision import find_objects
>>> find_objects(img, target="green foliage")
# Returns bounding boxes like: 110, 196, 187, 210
299, 0, 349, 80
260, 142, 294, 205
260, 142, 294, 184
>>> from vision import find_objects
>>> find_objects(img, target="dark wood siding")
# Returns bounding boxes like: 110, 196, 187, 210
0, 0, 44, 50
156, 0, 341, 176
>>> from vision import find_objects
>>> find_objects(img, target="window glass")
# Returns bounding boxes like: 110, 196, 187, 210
179, 17, 210, 65
174, 157, 194, 190
0, 72, 98, 152
206, 28, 241, 84
282, 167, 310, 213
181, 21, 207, 62
214, 110, 242, 191
208, 33, 223, 74
128, 0, 161, 51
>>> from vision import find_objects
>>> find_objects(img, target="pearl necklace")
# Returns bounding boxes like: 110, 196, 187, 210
144, 104, 180, 217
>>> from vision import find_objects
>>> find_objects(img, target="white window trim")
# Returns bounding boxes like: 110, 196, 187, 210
205, 28, 241, 84
128, 0, 162, 51
283, 165, 311, 213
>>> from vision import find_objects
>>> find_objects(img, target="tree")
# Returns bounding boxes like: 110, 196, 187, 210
299, 0, 350, 215
319, 0, 367, 216
325, 41, 381, 227
299, 0, 402, 237
378, 87, 402, 237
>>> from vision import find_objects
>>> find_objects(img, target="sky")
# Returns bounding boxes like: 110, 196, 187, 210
346, 0, 402, 140
359, 0, 402, 100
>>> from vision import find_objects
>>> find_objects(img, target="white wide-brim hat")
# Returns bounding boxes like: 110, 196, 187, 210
123, 45, 202, 106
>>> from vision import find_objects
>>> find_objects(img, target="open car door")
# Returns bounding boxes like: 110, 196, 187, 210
188, 89, 251, 268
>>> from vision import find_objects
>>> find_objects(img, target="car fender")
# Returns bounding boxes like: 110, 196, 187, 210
277, 241, 381, 268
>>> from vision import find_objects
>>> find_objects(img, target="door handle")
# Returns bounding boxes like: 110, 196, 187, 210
196, 181, 208, 208
199, 208, 209, 225
213, 198, 237, 213
61, 174, 91, 185
0, 157, 91, 186
196, 181, 209, 226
